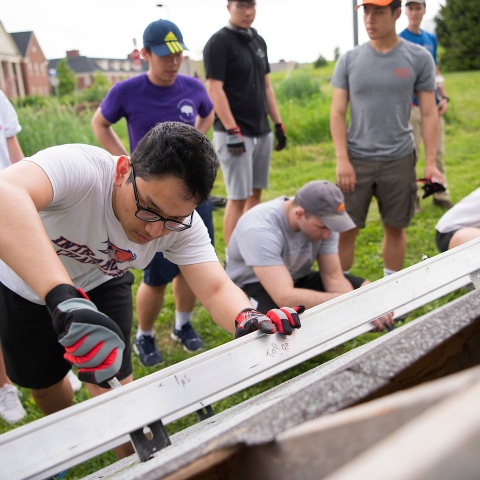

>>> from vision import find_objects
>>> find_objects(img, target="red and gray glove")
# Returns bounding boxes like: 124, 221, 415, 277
46, 284, 125, 385
274, 123, 287, 151
234, 305, 304, 338
226, 127, 246, 154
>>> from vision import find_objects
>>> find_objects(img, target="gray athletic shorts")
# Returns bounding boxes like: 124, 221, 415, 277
343, 152, 417, 229
213, 131, 273, 200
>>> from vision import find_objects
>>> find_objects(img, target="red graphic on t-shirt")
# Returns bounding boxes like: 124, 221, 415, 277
51, 236, 136, 277
394, 68, 411, 78
99, 240, 137, 263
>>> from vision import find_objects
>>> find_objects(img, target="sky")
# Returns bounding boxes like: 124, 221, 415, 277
1, 0, 443, 63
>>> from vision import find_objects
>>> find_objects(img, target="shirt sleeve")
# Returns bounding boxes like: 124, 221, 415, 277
330, 53, 349, 91
204, 34, 229, 82
415, 50, 436, 92
162, 210, 218, 265
318, 232, 339, 256
25, 144, 110, 209
99, 83, 126, 124
0, 90, 21, 138
195, 80, 214, 118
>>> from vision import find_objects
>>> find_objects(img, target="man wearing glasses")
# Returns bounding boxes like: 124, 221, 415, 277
0, 122, 302, 458
92, 19, 215, 365
204, 0, 286, 247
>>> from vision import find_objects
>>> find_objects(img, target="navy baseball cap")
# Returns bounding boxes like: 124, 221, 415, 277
143, 19, 188, 57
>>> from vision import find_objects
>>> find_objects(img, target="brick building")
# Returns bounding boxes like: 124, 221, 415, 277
0, 21, 25, 98
11, 31, 50, 96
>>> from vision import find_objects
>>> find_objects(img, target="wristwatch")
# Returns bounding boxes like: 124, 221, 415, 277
441, 96, 450, 103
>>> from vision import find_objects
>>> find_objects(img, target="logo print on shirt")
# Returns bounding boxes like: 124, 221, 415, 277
51, 236, 136, 277
98, 240, 137, 263
177, 99, 196, 123
394, 68, 411, 78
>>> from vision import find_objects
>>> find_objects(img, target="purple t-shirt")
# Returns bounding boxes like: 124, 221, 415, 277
100, 74, 213, 152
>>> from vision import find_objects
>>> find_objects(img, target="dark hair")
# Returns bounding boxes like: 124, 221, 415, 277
144, 46, 152, 55
389, 0, 402, 13
129, 122, 219, 204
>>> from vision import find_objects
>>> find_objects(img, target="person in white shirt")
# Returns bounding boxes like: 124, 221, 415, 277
0, 121, 302, 458
435, 187, 480, 252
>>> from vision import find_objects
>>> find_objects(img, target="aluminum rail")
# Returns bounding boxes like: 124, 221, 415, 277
1, 239, 479, 480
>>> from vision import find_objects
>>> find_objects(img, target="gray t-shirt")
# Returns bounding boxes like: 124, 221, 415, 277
226, 197, 339, 287
331, 39, 435, 161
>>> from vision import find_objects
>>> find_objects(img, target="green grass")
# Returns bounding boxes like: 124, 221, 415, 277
3, 65, 480, 479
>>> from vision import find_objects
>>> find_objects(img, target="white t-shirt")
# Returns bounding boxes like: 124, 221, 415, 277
0, 144, 218, 304
435, 187, 480, 233
226, 197, 339, 287
0, 89, 22, 170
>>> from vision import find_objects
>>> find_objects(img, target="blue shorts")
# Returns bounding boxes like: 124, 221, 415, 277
143, 200, 214, 286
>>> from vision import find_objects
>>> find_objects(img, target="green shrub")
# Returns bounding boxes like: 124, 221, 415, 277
274, 73, 321, 102
78, 71, 111, 103
16, 99, 100, 156
277, 94, 331, 146
314, 54, 328, 69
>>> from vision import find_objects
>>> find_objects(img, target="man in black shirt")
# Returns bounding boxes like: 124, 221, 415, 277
204, 0, 286, 246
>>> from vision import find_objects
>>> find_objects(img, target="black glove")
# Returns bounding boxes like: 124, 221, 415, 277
46, 284, 125, 385
235, 305, 304, 338
226, 127, 246, 154
416, 178, 446, 199
274, 123, 287, 151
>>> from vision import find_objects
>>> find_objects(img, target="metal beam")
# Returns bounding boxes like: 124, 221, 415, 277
1, 239, 479, 479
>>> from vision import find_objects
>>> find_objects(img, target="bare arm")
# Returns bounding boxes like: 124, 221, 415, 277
179, 262, 254, 334
330, 88, 356, 193
318, 253, 354, 294
264, 74, 282, 124
417, 90, 442, 181
91, 108, 128, 156
0, 162, 73, 299
194, 109, 215, 135
253, 264, 343, 310
206, 79, 237, 130
6, 135, 24, 163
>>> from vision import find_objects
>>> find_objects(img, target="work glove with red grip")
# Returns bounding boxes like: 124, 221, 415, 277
416, 178, 446, 199
274, 123, 287, 151
46, 284, 125, 385
226, 127, 246, 154
234, 305, 304, 339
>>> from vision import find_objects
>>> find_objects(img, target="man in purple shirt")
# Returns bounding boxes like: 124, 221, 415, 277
92, 19, 215, 367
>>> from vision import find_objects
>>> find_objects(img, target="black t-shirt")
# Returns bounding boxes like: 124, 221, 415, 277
204, 27, 271, 136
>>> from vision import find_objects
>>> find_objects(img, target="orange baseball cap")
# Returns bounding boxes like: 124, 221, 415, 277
356, 0, 400, 9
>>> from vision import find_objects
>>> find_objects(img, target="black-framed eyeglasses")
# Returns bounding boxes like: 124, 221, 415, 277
130, 163, 193, 232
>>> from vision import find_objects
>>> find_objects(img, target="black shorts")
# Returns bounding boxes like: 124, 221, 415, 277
0, 271, 135, 389
435, 229, 458, 253
242, 271, 365, 314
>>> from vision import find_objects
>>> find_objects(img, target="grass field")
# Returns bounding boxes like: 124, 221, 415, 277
3, 65, 480, 478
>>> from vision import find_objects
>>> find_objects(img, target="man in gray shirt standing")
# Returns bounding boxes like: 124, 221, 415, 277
330, 0, 442, 282
226, 180, 394, 331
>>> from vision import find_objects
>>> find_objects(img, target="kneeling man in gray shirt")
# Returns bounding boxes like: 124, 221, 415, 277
226, 181, 394, 330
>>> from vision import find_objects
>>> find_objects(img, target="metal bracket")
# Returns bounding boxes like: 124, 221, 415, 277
196, 405, 215, 422
129, 420, 171, 462
469, 269, 480, 290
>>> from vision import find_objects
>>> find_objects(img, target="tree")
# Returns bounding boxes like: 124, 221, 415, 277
56, 58, 76, 96
334, 47, 341, 62
314, 54, 327, 69
435, 0, 480, 71
79, 71, 111, 103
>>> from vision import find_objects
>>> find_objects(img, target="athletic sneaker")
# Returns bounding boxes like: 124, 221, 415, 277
171, 323, 204, 353
0, 384, 26, 424
133, 335, 164, 366
66, 370, 82, 392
